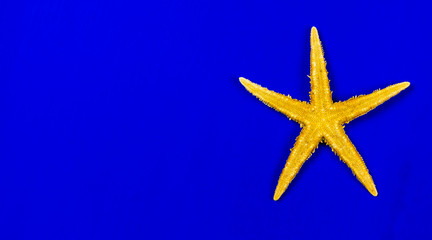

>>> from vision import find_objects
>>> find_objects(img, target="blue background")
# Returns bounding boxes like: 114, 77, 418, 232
0, 0, 431, 239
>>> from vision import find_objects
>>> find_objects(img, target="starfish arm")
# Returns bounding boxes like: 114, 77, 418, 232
273, 126, 322, 200
334, 82, 410, 123
310, 27, 332, 108
323, 125, 378, 196
239, 77, 311, 124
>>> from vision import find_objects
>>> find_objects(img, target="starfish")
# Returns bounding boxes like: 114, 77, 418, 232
240, 27, 410, 200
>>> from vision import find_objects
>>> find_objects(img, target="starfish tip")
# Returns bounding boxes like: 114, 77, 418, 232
402, 82, 410, 88
311, 27, 318, 38
273, 187, 285, 201
310, 27, 322, 47
239, 77, 248, 85
369, 186, 378, 197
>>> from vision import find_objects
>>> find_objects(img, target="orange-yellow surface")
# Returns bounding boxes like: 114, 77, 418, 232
240, 27, 410, 200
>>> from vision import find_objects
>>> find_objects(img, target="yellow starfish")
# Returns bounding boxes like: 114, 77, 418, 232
240, 27, 410, 201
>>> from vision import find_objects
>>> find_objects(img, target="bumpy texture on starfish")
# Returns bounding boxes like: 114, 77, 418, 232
240, 27, 410, 201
